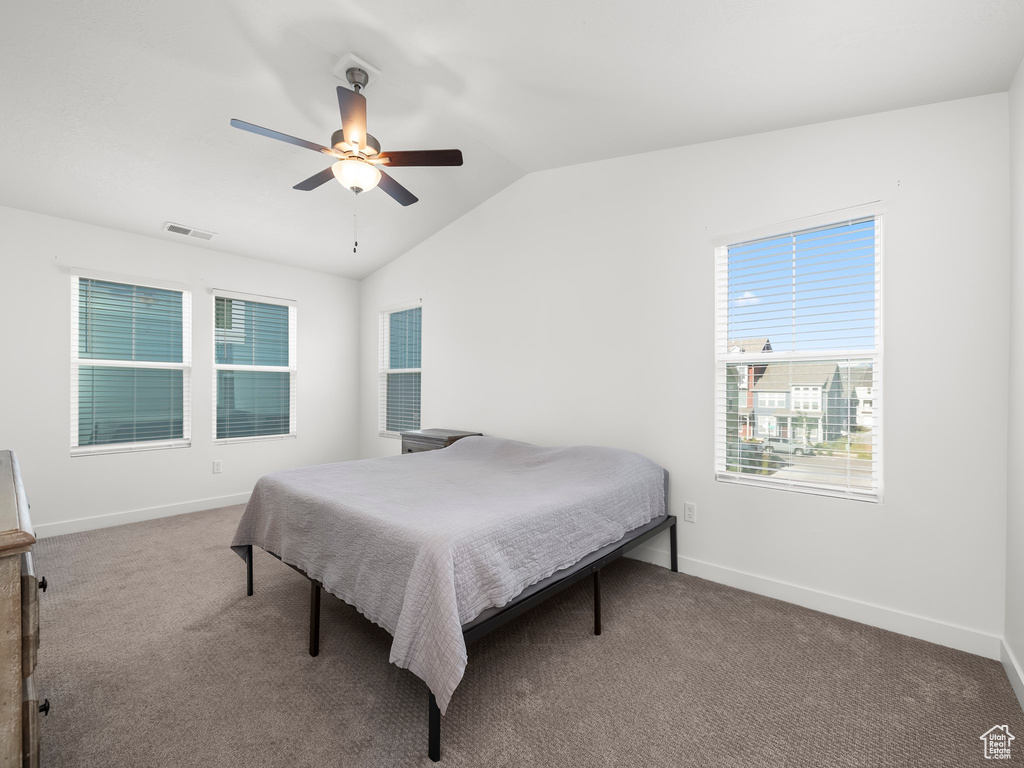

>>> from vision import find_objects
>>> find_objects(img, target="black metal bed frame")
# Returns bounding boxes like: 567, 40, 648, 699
242, 514, 678, 762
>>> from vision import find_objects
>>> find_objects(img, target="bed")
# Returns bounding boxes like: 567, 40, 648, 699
231, 436, 677, 761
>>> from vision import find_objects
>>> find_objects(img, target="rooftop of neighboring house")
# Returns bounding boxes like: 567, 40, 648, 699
727, 338, 772, 354
768, 409, 824, 418
752, 362, 841, 391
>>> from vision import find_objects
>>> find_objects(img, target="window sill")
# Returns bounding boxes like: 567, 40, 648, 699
379, 431, 401, 439
213, 433, 297, 446
715, 471, 881, 503
71, 440, 191, 457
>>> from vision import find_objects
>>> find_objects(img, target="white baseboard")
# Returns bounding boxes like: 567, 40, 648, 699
33, 493, 251, 538
629, 540, 1003, 661
1002, 640, 1024, 710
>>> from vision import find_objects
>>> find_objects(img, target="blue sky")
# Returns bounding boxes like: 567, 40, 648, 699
727, 218, 878, 352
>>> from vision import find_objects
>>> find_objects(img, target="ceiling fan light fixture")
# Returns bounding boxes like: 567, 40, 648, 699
332, 158, 381, 194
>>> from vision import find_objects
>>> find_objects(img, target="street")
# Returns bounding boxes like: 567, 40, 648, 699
771, 452, 873, 489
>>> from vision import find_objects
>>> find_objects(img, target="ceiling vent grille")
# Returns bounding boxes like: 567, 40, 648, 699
164, 222, 215, 241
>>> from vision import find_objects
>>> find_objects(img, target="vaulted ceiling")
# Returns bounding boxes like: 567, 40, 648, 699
2, 0, 1023, 278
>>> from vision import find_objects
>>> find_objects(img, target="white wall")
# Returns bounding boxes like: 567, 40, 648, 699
359, 94, 1011, 658
1005, 57, 1024, 702
0, 205, 360, 535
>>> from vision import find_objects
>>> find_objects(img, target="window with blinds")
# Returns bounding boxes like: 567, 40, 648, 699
72, 276, 191, 455
714, 210, 882, 501
213, 292, 296, 441
379, 305, 421, 436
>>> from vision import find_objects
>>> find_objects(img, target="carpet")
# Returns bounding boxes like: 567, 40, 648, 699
33, 505, 1024, 767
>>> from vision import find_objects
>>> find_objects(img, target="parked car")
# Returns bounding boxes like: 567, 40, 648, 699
762, 437, 814, 456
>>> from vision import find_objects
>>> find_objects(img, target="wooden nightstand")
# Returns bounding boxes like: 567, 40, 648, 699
400, 429, 483, 454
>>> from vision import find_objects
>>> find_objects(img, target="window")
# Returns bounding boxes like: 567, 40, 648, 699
72, 276, 191, 454
213, 292, 296, 441
379, 304, 421, 436
715, 210, 882, 501
791, 386, 821, 411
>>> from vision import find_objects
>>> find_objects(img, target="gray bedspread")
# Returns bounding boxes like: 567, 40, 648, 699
231, 436, 665, 713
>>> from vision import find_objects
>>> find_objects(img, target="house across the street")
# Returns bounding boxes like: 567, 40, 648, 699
750, 362, 846, 444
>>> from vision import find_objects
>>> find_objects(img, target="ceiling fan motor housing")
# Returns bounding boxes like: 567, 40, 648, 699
331, 129, 380, 156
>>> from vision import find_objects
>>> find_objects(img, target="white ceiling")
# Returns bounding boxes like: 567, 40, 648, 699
2, 0, 1023, 279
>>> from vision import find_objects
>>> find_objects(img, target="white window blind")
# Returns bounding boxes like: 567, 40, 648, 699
714, 211, 882, 501
379, 304, 421, 436
71, 276, 191, 455
213, 292, 296, 442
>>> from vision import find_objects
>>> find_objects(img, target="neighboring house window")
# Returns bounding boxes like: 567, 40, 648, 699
792, 386, 821, 411
758, 392, 786, 408
379, 304, 422, 436
715, 210, 882, 501
213, 292, 296, 441
72, 276, 191, 455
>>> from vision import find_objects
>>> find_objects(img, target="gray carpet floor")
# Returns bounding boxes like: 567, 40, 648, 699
33, 505, 1023, 767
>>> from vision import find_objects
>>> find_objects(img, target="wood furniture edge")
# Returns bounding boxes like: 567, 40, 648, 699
0, 531, 35, 557
0, 450, 36, 767
0, 452, 35, 555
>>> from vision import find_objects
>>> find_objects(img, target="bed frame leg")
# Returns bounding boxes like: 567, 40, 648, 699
309, 580, 321, 657
593, 569, 602, 636
245, 545, 253, 596
428, 693, 441, 762
669, 521, 679, 573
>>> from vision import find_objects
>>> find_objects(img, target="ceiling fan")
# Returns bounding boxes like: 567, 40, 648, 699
231, 67, 463, 206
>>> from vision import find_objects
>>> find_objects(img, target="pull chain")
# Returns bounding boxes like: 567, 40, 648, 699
353, 211, 358, 254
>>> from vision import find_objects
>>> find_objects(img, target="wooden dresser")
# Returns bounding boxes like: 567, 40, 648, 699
0, 451, 44, 768
400, 429, 483, 454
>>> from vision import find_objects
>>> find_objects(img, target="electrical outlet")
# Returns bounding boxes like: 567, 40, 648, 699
212, 460, 222, 474
683, 502, 697, 523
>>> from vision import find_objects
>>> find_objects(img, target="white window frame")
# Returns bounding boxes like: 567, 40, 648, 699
378, 300, 422, 438
713, 204, 884, 502
212, 289, 297, 444
70, 271, 192, 456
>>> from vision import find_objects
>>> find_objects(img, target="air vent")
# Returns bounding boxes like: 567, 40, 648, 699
164, 222, 216, 241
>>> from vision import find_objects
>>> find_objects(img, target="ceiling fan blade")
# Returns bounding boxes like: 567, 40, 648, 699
377, 149, 464, 167
337, 87, 368, 150
376, 169, 418, 206
293, 166, 336, 191
230, 119, 333, 155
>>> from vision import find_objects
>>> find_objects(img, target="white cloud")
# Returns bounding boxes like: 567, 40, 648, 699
735, 291, 760, 307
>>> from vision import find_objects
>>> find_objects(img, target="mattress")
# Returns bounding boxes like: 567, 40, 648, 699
231, 436, 666, 713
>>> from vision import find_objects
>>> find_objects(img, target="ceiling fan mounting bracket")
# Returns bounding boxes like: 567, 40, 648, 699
346, 67, 369, 92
